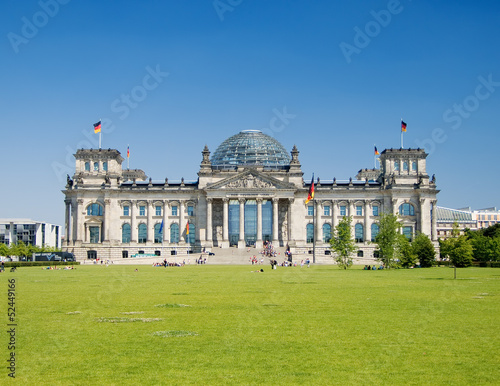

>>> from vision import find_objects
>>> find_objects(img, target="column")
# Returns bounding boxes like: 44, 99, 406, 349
392, 198, 398, 215
104, 199, 111, 242
163, 200, 169, 243
332, 200, 338, 229
419, 198, 426, 234
256, 198, 263, 248
65, 199, 71, 244
431, 200, 437, 241
179, 200, 184, 243
364, 200, 370, 243
222, 198, 229, 242
130, 200, 137, 242
147, 200, 153, 242
272, 198, 279, 244
348, 200, 355, 238
239, 198, 245, 244
256, 199, 263, 241
206, 198, 213, 242
315, 200, 321, 243
76, 199, 84, 242
287, 198, 294, 242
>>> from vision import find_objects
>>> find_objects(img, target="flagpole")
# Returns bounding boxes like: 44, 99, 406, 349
313, 193, 316, 264
99, 118, 102, 149
374, 144, 376, 169
400, 118, 403, 149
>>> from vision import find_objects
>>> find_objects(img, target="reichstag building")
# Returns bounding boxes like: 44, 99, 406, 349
63, 130, 439, 261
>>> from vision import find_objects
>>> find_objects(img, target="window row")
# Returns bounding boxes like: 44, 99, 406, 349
308, 205, 380, 217
84, 161, 108, 172
122, 205, 194, 217
306, 223, 380, 244
394, 160, 417, 172
121, 223, 195, 244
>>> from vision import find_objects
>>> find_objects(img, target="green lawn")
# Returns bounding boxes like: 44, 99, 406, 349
4, 264, 500, 385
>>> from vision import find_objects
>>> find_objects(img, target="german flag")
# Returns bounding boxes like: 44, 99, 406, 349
401, 120, 407, 132
93, 121, 101, 134
305, 174, 315, 204
127, 146, 130, 158
374, 146, 379, 156
186, 223, 190, 235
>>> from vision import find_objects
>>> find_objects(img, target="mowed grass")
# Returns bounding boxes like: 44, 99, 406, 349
6, 264, 500, 385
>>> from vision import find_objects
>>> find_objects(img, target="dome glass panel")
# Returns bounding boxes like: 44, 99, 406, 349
211, 130, 290, 169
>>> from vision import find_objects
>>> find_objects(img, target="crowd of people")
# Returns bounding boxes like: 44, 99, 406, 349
364, 265, 384, 270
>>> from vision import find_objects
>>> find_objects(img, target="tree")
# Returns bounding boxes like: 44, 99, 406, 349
0, 243, 9, 257
397, 234, 417, 268
330, 216, 356, 269
16, 241, 29, 258
441, 236, 474, 268
374, 212, 401, 269
412, 232, 436, 268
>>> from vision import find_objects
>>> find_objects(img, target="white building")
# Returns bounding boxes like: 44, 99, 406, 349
62, 130, 439, 261
0, 219, 61, 248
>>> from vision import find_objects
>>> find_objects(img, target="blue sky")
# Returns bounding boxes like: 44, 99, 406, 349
1, 0, 499, 226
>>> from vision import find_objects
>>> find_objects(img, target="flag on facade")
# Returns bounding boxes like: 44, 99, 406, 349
127, 146, 130, 158
374, 146, 379, 155
93, 121, 102, 133
401, 120, 407, 132
159, 220, 163, 234
305, 174, 315, 204
186, 223, 190, 235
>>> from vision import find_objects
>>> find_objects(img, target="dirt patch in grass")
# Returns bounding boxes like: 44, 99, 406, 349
152, 330, 198, 338
155, 303, 191, 308
96, 317, 163, 323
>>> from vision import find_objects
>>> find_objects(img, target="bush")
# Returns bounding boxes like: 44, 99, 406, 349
2, 261, 80, 268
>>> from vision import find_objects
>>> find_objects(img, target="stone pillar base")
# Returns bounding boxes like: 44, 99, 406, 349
255, 240, 263, 249
238, 240, 246, 249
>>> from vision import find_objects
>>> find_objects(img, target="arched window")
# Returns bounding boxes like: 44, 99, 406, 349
306, 223, 314, 243
403, 161, 408, 171
138, 224, 147, 243
103, 161, 108, 171
85, 162, 90, 171
187, 223, 195, 244
412, 161, 417, 171
170, 223, 179, 243
87, 203, 103, 216
355, 223, 364, 243
154, 223, 162, 243
371, 223, 380, 242
399, 203, 415, 216
394, 161, 400, 171
93, 162, 99, 171
122, 223, 131, 243
322, 223, 331, 243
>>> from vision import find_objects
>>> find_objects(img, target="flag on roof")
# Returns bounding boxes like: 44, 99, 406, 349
401, 120, 407, 132
93, 121, 101, 134
374, 146, 379, 155
305, 174, 315, 204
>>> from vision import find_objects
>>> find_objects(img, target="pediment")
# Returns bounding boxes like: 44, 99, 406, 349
206, 170, 294, 191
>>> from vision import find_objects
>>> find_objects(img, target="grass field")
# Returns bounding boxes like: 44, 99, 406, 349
4, 264, 500, 385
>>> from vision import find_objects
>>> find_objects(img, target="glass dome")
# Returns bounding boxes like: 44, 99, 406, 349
211, 130, 291, 169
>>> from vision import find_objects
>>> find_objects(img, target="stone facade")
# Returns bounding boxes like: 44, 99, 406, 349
62, 134, 439, 262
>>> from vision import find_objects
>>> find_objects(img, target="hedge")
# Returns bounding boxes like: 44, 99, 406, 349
1, 261, 80, 268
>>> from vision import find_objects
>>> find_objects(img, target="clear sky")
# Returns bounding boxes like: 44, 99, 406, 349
1, 0, 499, 227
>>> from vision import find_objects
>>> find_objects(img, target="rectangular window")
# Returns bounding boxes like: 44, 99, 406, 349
356, 206, 362, 216
307, 206, 314, 216
155, 206, 161, 216
187, 205, 194, 216
123, 206, 129, 216
324, 206, 330, 216
172, 206, 178, 216
139, 206, 145, 216
340, 206, 346, 216
372, 206, 379, 216
89, 226, 100, 243
403, 226, 413, 241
